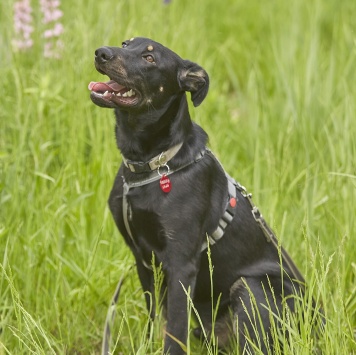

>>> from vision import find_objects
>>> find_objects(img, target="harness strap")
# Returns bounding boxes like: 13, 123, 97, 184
122, 182, 134, 242
202, 150, 305, 284
235, 183, 305, 284
201, 174, 238, 251
122, 181, 152, 270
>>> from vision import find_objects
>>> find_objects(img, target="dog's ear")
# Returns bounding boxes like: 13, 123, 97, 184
178, 60, 209, 107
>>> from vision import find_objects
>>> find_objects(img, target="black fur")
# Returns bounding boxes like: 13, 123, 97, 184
89, 37, 305, 354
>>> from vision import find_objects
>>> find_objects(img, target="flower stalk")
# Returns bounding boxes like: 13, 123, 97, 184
12, 0, 64, 58
40, 0, 64, 58
12, 0, 34, 51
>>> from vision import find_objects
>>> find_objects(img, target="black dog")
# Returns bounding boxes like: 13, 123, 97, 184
89, 37, 306, 354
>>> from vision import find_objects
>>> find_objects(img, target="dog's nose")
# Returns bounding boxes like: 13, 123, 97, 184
95, 47, 114, 64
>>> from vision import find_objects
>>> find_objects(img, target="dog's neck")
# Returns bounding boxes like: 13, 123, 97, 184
114, 94, 195, 162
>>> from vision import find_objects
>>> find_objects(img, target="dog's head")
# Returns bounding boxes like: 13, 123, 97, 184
88, 37, 209, 111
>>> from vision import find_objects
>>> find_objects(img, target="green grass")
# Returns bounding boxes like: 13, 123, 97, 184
1, 0, 355, 353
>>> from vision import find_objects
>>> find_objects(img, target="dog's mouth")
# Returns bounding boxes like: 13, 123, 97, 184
88, 79, 140, 108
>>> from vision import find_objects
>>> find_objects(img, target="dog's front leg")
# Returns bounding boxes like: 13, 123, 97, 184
164, 257, 198, 355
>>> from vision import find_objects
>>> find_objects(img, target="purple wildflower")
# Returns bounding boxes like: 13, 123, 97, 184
12, 0, 34, 51
42, 9, 63, 24
43, 23, 63, 38
40, 0, 64, 58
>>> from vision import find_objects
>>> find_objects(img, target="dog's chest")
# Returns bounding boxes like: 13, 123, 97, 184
121, 184, 170, 264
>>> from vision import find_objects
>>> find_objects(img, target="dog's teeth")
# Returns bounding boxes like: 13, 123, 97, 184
121, 89, 135, 98
116, 92, 121, 97
103, 91, 111, 97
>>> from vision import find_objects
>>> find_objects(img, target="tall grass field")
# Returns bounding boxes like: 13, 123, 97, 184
1, 0, 355, 353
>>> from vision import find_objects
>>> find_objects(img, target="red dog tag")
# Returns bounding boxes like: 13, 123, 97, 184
159, 174, 171, 193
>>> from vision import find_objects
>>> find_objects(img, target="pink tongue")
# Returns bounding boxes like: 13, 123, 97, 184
88, 80, 124, 92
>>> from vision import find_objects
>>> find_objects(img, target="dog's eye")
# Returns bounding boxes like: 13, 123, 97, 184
143, 55, 155, 63
122, 42, 128, 48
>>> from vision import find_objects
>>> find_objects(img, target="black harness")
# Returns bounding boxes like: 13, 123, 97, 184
121, 148, 243, 261
102, 146, 305, 354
